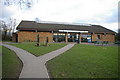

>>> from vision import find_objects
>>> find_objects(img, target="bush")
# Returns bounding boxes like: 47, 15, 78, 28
115, 41, 120, 44
2, 34, 12, 41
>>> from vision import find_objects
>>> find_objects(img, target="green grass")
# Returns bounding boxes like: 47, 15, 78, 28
10, 42, 67, 56
47, 44, 118, 78
2, 46, 22, 78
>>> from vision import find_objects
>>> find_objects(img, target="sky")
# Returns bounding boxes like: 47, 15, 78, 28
0, 0, 119, 32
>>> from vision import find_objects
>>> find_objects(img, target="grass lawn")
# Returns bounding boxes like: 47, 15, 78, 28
2, 46, 22, 78
47, 44, 118, 78
10, 42, 67, 56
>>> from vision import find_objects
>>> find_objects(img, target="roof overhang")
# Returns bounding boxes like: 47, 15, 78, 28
59, 30, 88, 33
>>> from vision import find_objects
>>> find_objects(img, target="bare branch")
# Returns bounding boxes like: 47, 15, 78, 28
3, 0, 34, 10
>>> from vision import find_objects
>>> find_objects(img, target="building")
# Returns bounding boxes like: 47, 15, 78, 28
12, 20, 116, 43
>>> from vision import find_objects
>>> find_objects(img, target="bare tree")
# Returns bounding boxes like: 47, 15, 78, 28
3, 0, 34, 9
7, 18, 17, 36
35, 18, 40, 23
7, 18, 12, 36
0, 20, 8, 39
0, 18, 17, 40
0, 18, 17, 35
12, 19, 17, 33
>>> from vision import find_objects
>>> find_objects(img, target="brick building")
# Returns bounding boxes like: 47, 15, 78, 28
12, 20, 116, 43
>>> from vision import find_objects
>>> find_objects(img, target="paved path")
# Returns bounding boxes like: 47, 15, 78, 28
2, 43, 75, 79
39, 43, 75, 63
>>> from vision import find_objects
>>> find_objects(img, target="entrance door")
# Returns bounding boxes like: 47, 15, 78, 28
68, 33, 78, 42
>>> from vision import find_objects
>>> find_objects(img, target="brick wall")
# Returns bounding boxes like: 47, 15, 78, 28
17, 31, 115, 43
103, 34, 115, 42
92, 33, 115, 42
18, 31, 53, 42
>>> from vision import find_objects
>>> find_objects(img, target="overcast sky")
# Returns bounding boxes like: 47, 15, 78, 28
0, 0, 119, 32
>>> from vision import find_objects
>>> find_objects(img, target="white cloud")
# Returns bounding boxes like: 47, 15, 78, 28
0, 5, 15, 19
102, 23, 118, 32
27, 0, 118, 22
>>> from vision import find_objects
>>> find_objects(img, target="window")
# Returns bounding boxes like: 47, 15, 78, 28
81, 34, 91, 42
53, 33, 65, 42
97, 35, 101, 39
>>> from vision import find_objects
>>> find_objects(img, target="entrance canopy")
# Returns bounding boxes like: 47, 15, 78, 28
59, 30, 88, 33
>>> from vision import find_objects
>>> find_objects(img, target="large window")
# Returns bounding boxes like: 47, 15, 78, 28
81, 34, 91, 42
53, 33, 65, 42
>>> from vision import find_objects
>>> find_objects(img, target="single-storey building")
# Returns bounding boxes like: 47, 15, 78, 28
12, 20, 116, 43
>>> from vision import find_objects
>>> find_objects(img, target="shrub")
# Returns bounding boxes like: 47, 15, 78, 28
115, 41, 120, 44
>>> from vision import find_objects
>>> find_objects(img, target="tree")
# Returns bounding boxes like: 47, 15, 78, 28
0, 20, 7, 36
0, 18, 17, 40
12, 19, 17, 33
115, 29, 120, 41
3, 0, 35, 10
7, 18, 17, 36
0, 20, 9, 40
35, 18, 40, 23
